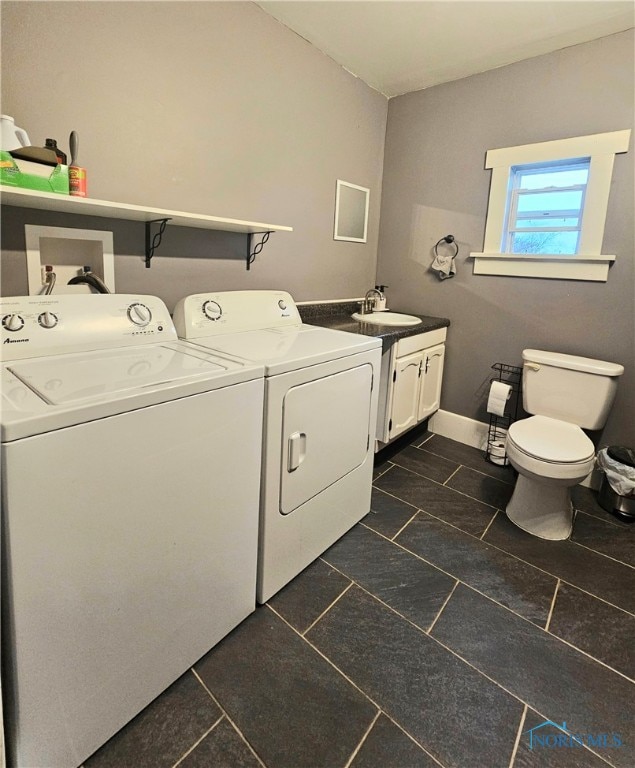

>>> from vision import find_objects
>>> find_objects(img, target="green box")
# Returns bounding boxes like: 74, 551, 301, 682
0, 150, 69, 194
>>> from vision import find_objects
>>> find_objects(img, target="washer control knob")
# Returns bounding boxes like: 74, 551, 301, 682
278, 299, 287, 311
2, 314, 25, 332
38, 311, 58, 329
127, 303, 152, 327
203, 300, 222, 321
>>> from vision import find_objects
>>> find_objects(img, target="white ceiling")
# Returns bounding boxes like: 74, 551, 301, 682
256, 1, 635, 97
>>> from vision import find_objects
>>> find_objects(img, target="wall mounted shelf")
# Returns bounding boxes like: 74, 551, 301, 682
1, 186, 293, 269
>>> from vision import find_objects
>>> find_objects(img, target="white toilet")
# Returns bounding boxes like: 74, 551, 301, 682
505, 349, 624, 540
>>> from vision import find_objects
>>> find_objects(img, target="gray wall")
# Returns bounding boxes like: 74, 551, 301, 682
1, 1, 387, 307
2, 7, 633, 445
377, 30, 634, 446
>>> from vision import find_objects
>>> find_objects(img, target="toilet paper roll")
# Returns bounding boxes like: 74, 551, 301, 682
489, 439, 508, 465
492, 427, 508, 442
489, 440, 506, 458
487, 381, 512, 417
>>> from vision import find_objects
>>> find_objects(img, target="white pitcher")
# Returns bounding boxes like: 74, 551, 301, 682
1, 115, 30, 151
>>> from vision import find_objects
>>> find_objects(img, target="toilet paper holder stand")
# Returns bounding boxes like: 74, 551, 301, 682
486, 362, 523, 466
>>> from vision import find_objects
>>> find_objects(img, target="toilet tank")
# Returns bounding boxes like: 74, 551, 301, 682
522, 349, 624, 430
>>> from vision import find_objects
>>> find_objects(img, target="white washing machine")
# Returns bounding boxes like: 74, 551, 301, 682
0, 294, 265, 768
173, 290, 382, 602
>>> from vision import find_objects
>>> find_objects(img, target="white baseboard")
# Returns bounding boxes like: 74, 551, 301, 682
427, 408, 598, 489
428, 409, 489, 451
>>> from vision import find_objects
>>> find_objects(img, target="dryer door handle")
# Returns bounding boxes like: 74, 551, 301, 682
288, 431, 307, 472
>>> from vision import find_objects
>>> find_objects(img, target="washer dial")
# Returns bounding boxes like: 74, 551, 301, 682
2, 314, 25, 332
202, 300, 222, 321
127, 303, 152, 327
38, 311, 59, 329
278, 299, 287, 311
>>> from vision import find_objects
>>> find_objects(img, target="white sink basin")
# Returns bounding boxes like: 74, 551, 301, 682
352, 312, 422, 326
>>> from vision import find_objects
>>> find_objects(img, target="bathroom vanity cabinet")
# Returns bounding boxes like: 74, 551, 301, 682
377, 327, 447, 445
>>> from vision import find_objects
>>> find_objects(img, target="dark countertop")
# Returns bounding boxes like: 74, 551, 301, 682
298, 301, 450, 345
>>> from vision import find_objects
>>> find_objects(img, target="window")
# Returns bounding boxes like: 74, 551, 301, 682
471, 130, 630, 281
505, 160, 589, 255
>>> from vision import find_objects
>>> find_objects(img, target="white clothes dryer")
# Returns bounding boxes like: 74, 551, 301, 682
0, 294, 264, 768
173, 290, 382, 603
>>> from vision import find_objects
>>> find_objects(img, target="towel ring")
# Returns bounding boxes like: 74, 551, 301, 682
434, 235, 459, 260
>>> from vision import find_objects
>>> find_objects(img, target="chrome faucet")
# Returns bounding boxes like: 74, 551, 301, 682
362, 288, 383, 313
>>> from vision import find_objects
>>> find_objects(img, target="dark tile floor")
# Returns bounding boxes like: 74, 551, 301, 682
86, 432, 634, 768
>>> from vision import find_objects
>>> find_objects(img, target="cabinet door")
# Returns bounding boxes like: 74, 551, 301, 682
389, 350, 423, 440
418, 343, 445, 421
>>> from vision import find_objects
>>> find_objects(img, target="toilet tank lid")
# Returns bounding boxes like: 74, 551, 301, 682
522, 349, 624, 377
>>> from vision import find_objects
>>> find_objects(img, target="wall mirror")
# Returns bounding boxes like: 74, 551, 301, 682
334, 180, 369, 243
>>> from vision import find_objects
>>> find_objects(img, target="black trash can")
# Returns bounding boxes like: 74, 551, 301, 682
597, 446, 635, 522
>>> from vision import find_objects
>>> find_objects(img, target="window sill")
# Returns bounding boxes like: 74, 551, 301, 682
469, 252, 615, 281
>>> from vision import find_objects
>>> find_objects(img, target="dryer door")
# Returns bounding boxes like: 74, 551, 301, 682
280, 363, 373, 515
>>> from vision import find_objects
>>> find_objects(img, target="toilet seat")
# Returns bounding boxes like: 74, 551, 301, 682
507, 416, 595, 480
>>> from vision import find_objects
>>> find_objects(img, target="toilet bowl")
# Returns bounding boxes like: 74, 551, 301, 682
506, 416, 595, 540
504, 350, 624, 541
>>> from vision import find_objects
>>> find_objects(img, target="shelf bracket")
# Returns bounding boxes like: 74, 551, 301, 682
145, 218, 171, 268
246, 231, 273, 271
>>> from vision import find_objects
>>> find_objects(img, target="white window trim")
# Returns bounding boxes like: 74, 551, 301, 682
470, 129, 630, 281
